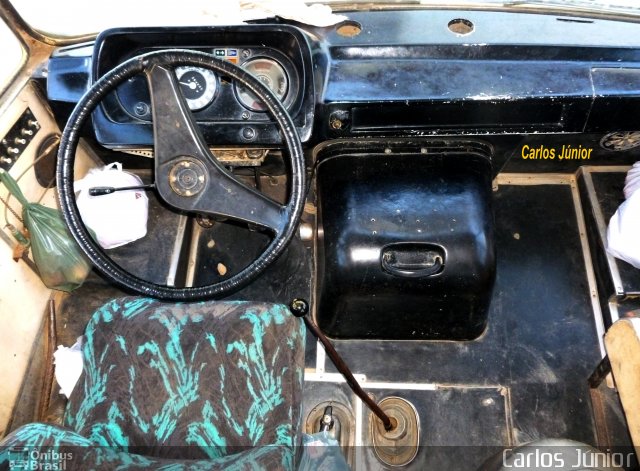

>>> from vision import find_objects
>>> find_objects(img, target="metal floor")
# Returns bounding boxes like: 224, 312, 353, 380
21, 172, 633, 470
299, 176, 632, 470
185, 172, 632, 469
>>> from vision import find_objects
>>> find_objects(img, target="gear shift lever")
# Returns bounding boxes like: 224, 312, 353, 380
289, 298, 394, 431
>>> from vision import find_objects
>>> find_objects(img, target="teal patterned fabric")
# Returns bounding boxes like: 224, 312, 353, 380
0, 297, 305, 470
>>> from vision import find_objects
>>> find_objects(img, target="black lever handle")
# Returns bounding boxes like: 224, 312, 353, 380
320, 405, 334, 432
381, 243, 445, 278
290, 298, 395, 432
88, 184, 155, 196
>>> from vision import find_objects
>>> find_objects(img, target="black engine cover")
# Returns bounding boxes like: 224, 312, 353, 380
316, 150, 495, 340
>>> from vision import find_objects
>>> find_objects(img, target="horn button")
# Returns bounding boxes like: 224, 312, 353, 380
169, 158, 207, 197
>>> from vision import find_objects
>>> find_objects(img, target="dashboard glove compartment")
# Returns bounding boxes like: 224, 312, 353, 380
316, 151, 495, 340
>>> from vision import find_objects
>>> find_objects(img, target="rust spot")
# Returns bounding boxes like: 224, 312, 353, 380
336, 21, 362, 37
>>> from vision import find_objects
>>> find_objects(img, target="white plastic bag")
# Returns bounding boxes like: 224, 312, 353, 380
53, 337, 83, 398
607, 162, 640, 269
623, 161, 640, 199
74, 163, 148, 249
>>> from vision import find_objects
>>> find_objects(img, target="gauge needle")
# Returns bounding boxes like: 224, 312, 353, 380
180, 81, 198, 90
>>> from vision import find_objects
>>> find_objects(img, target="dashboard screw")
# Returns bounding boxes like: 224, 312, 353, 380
329, 110, 350, 131
241, 111, 250, 120
241, 49, 251, 59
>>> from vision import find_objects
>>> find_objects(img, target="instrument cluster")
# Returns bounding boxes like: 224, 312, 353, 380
87, 25, 314, 146
114, 47, 299, 123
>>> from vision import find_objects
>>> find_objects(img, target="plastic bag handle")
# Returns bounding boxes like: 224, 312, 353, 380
0, 169, 29, 207
74, 162, 124, 193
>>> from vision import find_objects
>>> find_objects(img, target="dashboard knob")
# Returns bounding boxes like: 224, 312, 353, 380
133, 102, 149, 117
242, 127, 256, 140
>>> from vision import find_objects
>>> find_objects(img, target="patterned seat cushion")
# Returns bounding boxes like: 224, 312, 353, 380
0, 422, 296, 469
0, 297, 306, 469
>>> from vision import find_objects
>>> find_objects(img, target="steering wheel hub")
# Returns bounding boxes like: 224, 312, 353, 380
169, 158, 207, 197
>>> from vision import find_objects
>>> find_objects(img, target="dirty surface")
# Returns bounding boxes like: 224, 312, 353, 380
12, 181, 633, 470
316, 184, 621, 451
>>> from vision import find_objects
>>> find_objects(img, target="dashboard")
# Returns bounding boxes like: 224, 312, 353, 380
45, 10, 640, 173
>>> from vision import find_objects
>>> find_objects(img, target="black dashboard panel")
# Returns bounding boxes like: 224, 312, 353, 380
45, 9, 640, 173
91, 25, 315, 147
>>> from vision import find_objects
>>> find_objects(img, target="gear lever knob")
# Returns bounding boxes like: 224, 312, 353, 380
289, 298, 309, 317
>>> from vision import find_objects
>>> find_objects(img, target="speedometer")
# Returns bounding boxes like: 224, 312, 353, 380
175, 66, 218, 111
236, 58, 289, 112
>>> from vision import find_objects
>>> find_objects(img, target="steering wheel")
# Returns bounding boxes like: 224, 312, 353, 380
56, 50, 306, 301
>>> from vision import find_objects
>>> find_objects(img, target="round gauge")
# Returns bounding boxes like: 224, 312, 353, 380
175, 66, 218, 111
117, 75, 152, 120
236, 58, 289, 112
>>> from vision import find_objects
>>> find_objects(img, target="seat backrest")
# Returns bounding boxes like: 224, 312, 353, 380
62, 298, 306, 460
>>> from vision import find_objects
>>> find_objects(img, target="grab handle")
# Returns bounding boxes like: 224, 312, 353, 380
381, 243, 445, 278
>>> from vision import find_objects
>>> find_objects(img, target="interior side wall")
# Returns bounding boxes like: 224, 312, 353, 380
0, 81, 98, 436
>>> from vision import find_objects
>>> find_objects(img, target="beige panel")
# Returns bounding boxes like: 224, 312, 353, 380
0, 83, 60, 238
0, 241, 49, 436
0, 82, 99, 436
605, 318, 640, 457
0, 82, 55, 436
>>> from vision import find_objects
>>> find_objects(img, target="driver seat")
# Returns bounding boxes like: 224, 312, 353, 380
0, 297, 306, 469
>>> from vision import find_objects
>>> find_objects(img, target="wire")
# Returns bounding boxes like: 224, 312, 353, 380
0, 194, 23, 223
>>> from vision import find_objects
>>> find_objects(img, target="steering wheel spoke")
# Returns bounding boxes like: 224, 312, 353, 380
146, 64, 287, 234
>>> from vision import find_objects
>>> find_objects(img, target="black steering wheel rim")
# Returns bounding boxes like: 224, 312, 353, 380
56, 49, 306, 301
